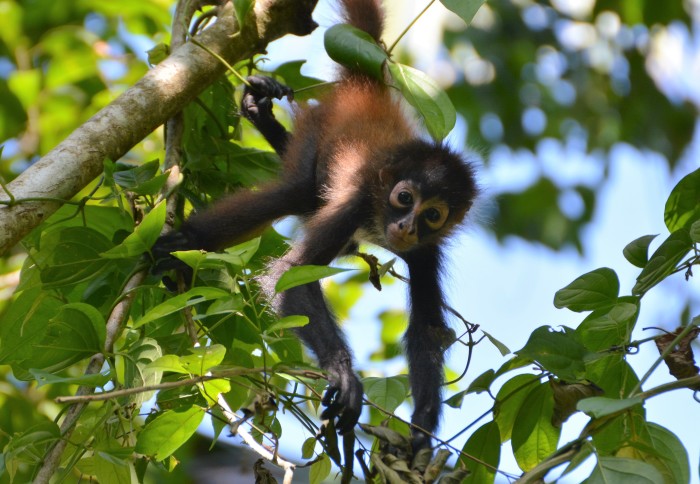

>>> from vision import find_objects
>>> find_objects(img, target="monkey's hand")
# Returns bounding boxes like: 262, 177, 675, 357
320, 365, 364, 435
241, 75, 293, 124
150, 231, 198, 291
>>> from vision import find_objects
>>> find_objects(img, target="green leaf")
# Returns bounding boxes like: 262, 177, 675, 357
458, 421, 501, 483
466, 369, 497, 395
494, 374, 540, 442
575, 301, 639, 351
265, 315, 309, 333
134, 287, 230, 327
647, 422, 690, 484
664, 167, 700, 232
233, 0, 254, 28
122, 338, 163, 405
440, 0, 487, 25
179, 344, 226, 375
632, 229, 693, 295
0, 288, 63, 366
554, 267, 619, 312
301, 437, 317, 459
690, 220, 700, 242
112, 160, 167, 195
39, 227, 114, 289
324, 24, 388, 80
516, 326, 588, 381
388, 62, 456, 140
577, 396, 643, 418
309, 453, 331, 484
134, 406, 205, 461
274, 265, 353, 293
199, 379, 231, 405
511, 382, 560, 472
363, 375, 410, 413
482, 329, 511, 355
102, 201, 166, 258
30, 369, 111, 388
23, 303, 106, 373
622, 234, 658, 268
587, 457, 664, 484
146, 355, 189, 374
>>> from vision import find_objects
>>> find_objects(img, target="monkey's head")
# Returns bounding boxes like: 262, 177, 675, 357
378, 141, 477, 254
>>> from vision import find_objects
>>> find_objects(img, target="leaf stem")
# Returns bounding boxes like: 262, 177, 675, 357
386, 0, 437, 55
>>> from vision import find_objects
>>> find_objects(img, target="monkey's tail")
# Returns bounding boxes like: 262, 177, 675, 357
338, 0, 385, 43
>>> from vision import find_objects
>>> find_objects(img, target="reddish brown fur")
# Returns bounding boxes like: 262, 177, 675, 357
340, 0, 384, 42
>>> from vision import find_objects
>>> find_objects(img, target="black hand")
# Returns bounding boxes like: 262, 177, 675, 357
320, 370, 363, 434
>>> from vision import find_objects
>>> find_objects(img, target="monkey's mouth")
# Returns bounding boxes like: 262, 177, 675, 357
385, 226, 418, 253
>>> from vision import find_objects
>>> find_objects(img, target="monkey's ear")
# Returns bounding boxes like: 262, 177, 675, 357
378, 167, 393, 187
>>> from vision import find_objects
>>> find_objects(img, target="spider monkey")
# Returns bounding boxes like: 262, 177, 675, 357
153, 0, 477, 452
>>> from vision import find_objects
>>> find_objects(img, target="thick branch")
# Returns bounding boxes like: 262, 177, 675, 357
0, 0, 318, 255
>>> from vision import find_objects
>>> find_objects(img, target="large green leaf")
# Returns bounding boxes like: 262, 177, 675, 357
458, 421, 501, 483
388, 62, 456, 140
21, 303, 106, 374
664, 167, 700, 232
274, 265, 352, 293
575, 300, 639, 351
38, 227, 114, 289
511, 382, 560, 472
102, 201, 166, 259
493, 374, 540, 442
587, 457, 663, 484
134, 287, 230, 327
577, 396, 643, 418
646, 422, 690, 484
632, 229, 693, 295
134, 406, 205, 461
516, 326, 588, 381
324, 24, 387, 80
363, 375, 409, 413
554, 267, 619, 312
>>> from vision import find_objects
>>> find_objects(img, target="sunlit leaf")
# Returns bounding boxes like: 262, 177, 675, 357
134, 406, 205, 461
458, 421, 500, 483
388, 63, 456, 140
274, 265, 353, 293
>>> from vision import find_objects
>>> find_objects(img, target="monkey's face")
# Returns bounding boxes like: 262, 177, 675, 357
384, 180, 450, 253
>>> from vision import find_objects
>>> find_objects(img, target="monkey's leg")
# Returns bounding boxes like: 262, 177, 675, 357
404, 247, 450, 453
242, 76, 292, 154
260, 199, 369, 434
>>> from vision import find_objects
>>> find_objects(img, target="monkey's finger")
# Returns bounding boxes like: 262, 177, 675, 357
335, 409, 360, 435
322, 386, 340, 407
320, 402, 343, 421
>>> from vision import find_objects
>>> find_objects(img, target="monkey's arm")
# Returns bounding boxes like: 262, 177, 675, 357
241, 76, 292, 155
404, 246, 450, 452
260, 199, 369, 434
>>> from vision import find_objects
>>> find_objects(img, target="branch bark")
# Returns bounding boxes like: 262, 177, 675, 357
0, 0, 318, 256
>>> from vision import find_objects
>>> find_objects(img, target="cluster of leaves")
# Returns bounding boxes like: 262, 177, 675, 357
445, 167, 700, 482
443, 0, 696, 252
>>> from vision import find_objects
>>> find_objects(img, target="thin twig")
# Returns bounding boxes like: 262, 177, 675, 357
34, 271, 146, 484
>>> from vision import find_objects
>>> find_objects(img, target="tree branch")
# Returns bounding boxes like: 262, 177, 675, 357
0, 0, 318, 256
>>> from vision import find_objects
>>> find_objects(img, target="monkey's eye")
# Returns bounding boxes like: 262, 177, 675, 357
397, 191, 413, 205
425, 208, 441, 223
